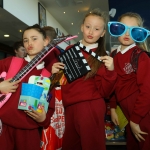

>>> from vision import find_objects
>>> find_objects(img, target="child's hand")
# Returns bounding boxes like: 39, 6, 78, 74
130, 121, 148, 142
52, 62, 65, 74
100, 56, 114, 71
25, 107, 46, 122
0, 78, 20, 94
110, 108, 119, 125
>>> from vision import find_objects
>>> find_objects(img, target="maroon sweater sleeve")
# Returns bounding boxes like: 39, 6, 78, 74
109, 93, 117, 109
130, 52, 150, 123
95, 65, 117, 99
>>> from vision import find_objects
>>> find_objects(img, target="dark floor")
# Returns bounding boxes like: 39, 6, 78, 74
106, 145, 127, 150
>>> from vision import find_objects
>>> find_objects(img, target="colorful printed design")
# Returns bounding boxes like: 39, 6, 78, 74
19, 99, 27, 107
37, 102, 45, 113
40, 87, 65, 150
29, 76, 51, 101
105, 121, 115, 140
123, 63, 134, 74
18, 76, 51, 112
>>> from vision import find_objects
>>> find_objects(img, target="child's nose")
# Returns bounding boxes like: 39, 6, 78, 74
89, 28, 93, 34
28, 40, 32, 46
125, 29, 130, 36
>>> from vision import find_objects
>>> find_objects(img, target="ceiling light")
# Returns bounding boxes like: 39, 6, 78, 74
64, 12, 65, 14
71, 23, 73, 25
19, 30, 22, 32
4, 34, 9, 37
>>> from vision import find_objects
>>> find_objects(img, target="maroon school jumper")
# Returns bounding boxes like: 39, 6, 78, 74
60, 44, 117, 150
0, 49, 58, 150
110, 46, 150, 150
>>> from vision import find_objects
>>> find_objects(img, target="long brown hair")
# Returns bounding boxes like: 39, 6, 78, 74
83, 8, 108, 79
118, 12, 148, 51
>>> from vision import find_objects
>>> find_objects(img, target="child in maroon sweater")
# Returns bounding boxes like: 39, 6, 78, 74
108, 12, 150, 150
0, 24, 56, 150
51, 8, 117, 150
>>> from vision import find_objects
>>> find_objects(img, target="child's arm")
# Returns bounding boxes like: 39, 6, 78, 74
0, 78, 20, 94
110, 108, 119, 126
109, 94, 119, 125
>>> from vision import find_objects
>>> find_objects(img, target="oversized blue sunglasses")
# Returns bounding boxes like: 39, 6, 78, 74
108, 21, 150, 42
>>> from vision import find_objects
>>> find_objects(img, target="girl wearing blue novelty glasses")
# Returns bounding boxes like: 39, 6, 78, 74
109, 12, 150, 150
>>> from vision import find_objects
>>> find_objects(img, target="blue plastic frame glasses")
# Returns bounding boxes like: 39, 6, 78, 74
108, 21, 150, 42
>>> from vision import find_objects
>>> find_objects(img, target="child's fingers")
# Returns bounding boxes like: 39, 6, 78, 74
100, 56, 111, 61
53, 62, 65, 69
41, 106, 46, 113
135, 134, 141, 142
53, 62, 65, 67
52, 62, 65, 74
25, 109, 38, 119
14, 80, 21, 84
113, 118, 119, 126
114, 118, 119, 126
138, 134, 145, 141
135, 132, 147, 141
136, 131, 148, 141
10, 89, 17, 92
140, 131, 148, 135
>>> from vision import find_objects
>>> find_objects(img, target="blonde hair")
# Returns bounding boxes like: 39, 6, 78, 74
118, 12, 148, 51
83, 8, 108, 79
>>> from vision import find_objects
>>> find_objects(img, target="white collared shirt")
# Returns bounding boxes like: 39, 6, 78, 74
117, 43, 136, 54
24, 55, 45, 70
79, 40, 98, 49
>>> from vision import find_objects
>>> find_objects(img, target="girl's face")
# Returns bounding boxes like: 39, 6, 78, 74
15, 46, 26, 58
23, 29, 48, 59
118, 16, 139, 49
81, 15, 105, 46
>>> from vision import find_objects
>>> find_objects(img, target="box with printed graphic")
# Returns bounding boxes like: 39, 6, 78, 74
18, 76, 51, 112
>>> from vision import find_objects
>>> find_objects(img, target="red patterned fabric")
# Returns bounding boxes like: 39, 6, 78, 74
40, 87, 65, 150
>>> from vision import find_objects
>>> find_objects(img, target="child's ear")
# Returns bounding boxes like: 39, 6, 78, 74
101, 30, 106, 37
14, 49, 17, 54
44, 37, 49, 46
81, 24, 83, 32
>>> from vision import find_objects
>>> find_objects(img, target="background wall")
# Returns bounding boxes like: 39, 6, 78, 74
3, 0, 75, 48
3, 0, 67, 33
